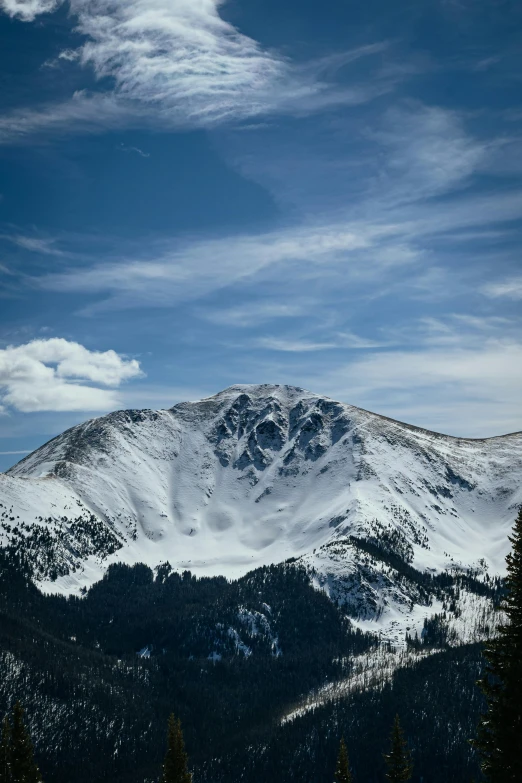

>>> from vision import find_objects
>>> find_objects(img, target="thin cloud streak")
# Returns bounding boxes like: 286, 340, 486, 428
37, 185, 522, 311
256, 338, 338, 353
256, 332, 385, 352
482, 276, 522, 300
1, 234, 66, 256
39, 223, 382, 310
0, 92, 138, 145
201, 303, 308, 327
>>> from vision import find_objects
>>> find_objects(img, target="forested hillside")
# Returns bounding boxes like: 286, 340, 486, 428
0, 549, 490, 783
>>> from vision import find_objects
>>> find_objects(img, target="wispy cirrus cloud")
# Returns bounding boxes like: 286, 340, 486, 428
256, 337, 338, 353
0, 0, 59, 20
72, 0, 289, 126
221, 102, 494, 215
35, 178, 522, 312
39, 222, 384, 310
482, 276, 522, 300
0, 91, 137, 145
278, 315, 522, 436
324, 340, 522, 435
0, 338, 143, 412
118, 143, 150, 158
2, 234, 65, 256
372, 103, 488, 200
202, 302, 308, 327
256, 331, 385, 352
0, 0, 390, 142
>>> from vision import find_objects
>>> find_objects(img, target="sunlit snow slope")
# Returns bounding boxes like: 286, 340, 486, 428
1, 385, 521, 640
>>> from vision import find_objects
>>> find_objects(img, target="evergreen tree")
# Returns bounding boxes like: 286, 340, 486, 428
9, 703, 41, 783
334, 737, 353, 783
160, 714, 191, 783
383, 714, 412, 782
475, 507, 522, 782
0, 716, 12, 783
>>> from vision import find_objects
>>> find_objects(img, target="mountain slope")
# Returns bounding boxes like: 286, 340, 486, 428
1, 384, 521, 640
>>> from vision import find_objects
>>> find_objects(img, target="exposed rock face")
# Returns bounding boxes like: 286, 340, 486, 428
1, 384, 521, 642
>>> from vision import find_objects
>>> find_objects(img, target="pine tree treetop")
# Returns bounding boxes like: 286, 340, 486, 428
384, 714, 413, 783
334, 737, 352, 783
160, 713, 192, 783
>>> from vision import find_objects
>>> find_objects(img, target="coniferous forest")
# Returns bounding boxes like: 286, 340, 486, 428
0, 508, 521, 783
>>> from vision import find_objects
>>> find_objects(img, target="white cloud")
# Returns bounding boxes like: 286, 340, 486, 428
59, 48, 80, 62
4, 234, 64, 256
482, 276, 522, 300
73, 0, 287, 126
256, 331, 384, 352
372, 104, 487, 200
202, 302, 307, 327
37, 183, 522, 312
0, 338, 143, 413
343, 341, 522, 394
0, 92, 136, 145
0, 0, 388, 140
256, 337, 337, 352
118, 143, 150, 158
226, 102, 491, 215
43, 48, 81, 68
336, 332, 385, 349
237, 315, 521, 436
0, 0, 59, 20
303, 318, 522, 436
40, 222, 383, 310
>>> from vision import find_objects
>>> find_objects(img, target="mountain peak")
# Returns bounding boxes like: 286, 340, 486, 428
173, 383, 326, 411
1, 384, 521, 643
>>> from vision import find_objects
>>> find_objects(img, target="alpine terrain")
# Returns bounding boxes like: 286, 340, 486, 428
1, 384, 521, 646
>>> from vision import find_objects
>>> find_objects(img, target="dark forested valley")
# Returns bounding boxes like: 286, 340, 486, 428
0, 548, 492, 783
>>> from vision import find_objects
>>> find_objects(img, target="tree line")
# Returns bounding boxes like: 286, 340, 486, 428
1, 507, 521, 782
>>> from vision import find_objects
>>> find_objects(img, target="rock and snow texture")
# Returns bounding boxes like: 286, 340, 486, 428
1, 384, 521, 641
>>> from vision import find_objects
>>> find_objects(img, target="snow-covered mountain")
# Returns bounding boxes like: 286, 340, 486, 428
1, 384, 521, 643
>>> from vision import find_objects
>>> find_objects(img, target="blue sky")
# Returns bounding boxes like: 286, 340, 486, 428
0, 0, 521, 470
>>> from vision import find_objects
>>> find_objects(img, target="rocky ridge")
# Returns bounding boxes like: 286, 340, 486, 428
1, 384, 520, 644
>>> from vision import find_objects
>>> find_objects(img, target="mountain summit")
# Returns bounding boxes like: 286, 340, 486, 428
1, 384, 521, 641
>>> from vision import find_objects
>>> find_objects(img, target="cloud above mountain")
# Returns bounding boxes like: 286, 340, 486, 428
0, 338, 143, 412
